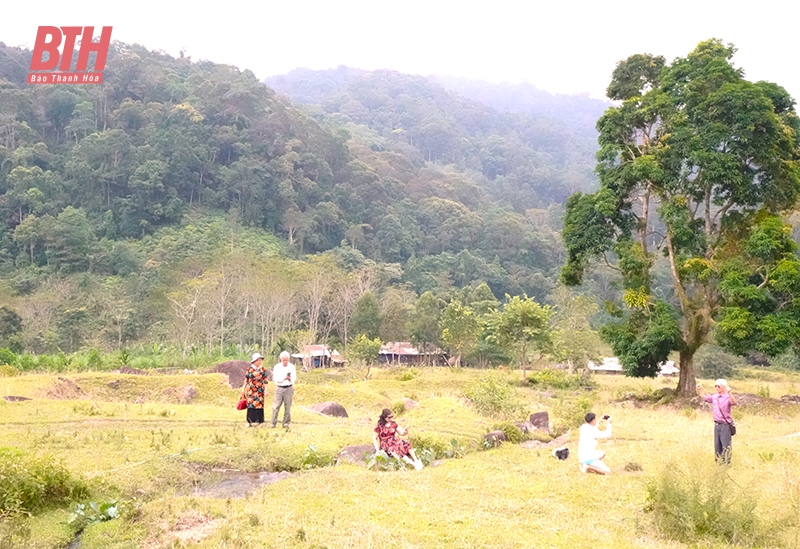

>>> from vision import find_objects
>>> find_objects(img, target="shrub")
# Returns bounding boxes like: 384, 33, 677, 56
695, 345, 744, 379
527, 369, 585, 390
464, 375, 522, 419
0, 348, 17, 366
0, 365, 19, 377
367, 450, 410, 471
645, 458, 785, 546
491, 422, 525, 444
391, 401, 406, 416
409, 433, 449, 458
397, 368, 420, 382
551, 395, 594, 435
0, 449, 89, 515
300, 445, 333, 469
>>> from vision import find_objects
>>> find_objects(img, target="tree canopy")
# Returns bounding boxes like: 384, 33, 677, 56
562, 40, 800, 395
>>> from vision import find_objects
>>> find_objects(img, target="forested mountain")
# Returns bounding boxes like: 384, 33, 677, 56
0, 41, 601, 358
266, 66, 599, 209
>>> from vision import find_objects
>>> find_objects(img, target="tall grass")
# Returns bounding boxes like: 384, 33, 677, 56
0, 449, 89, 515
645, 456, 793, 547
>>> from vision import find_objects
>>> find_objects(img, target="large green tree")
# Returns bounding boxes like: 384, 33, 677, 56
562, 40, 800, 395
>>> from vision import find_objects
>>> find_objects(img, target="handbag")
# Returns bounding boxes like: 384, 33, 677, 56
236, 398, 247, 410
727, 420, 736, 436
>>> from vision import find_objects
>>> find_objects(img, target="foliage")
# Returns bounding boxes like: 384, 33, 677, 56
0, 449, 89, 515
439, 301, 482, 367
300, 445, 333, 469
0, 365, 20, 377
464, 374, 522, 418
366, 450, 410, 471
391, 401, 406, 416
561, 39, 800, 395
0, 348, 18, 366
552, 396, 595, 433
487, 294, 552, 370
645, 458, 786, 546
396, 367, 420, 382
695, 344, 745, 379
68, 499, 126, 531
490, 422, 525, 444
408, 433, 449, 459
347, 334, 382, 366
527, 369, 585, 390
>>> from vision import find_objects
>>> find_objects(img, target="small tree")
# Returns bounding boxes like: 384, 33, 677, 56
550, 288, 603, 374
489, 294, 553, 379
439, 301, 481, 367
348, 334, 382, 379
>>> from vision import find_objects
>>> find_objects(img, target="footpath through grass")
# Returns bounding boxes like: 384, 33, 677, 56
1, 366, 800, 548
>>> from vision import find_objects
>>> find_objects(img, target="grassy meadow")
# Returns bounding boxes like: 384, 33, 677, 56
1, 365, 800, 548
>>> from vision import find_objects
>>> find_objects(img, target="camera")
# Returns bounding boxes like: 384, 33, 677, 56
602, 415, 611, 420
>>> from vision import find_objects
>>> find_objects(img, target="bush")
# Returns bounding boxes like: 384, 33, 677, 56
397, 368, 420, 381
0, 448, 89, 515
772, 349, 800, 371
391, 401, 406, 416
408, 433, 449, 459
0, 365, 19, 377
464, 375, 522, 419
645, 458, 785, 546
551, 396, 594, 436
0, 348, 17, 367
696, 345, 744, 379
527, 369, 585, 390
491, 422, 525, 444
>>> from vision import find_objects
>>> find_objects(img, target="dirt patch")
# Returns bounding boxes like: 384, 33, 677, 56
119, 366, 149, 375
192, 471, 293, 498
162, 385, 197, 404
45, 377, 84, 400
171, 512, 223, 543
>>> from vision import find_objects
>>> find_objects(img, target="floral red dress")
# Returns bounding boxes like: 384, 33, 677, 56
243, 364, 268, 409
374, 421, 411, 457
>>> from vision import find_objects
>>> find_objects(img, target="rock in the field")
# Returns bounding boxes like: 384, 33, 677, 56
529, 411, 550, 433
206, 360, 271, 388
336, 445, 375, 465
515, 421, 536, 434
483, 430, 508, 446
402, 398, 419, 410
3, 396, 31, 402
781, 395, 800, 404
310, 401, 349, 417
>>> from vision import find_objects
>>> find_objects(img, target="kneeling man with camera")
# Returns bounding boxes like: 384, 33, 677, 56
578, 412, 613, 475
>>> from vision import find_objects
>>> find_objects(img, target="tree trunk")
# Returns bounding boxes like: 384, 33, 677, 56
677, 350, 697, 397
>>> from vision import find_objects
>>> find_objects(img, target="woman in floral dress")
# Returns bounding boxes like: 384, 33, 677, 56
241, 353, 269, 425
372, 408, 423, 470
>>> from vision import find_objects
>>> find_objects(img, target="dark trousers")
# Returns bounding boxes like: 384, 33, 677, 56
247, 408, 264, 424
714, 422, 732, 464
272, 385, 294, 427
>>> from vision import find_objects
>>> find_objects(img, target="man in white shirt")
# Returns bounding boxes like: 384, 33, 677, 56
578, 412, 612, 475
271, 351, 297, 428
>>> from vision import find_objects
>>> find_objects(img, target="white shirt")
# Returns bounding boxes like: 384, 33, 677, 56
578, 422, 611, 463
273, 362, 296, 387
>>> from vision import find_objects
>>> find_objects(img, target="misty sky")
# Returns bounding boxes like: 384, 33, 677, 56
2, 0, 798, 101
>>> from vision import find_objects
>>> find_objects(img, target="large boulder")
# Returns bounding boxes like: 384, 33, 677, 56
336, 445, 375, 465
310, 402, 349, 418
206, 360, 272, 388
529, 411, 550, 433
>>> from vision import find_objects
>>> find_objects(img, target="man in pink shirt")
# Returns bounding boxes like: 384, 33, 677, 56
696, 379, 738, 464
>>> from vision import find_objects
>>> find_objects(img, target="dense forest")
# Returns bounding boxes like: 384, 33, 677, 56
0, 40, 610, 362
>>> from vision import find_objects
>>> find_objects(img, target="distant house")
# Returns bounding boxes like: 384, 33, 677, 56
291, 345, 345, 369
378, 342, 447, 366
657, 360, 679, 377
587, 357, 624, 375
587, 357, 680, 376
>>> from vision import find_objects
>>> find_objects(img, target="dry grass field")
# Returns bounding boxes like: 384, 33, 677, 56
1, 366, 799, 548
